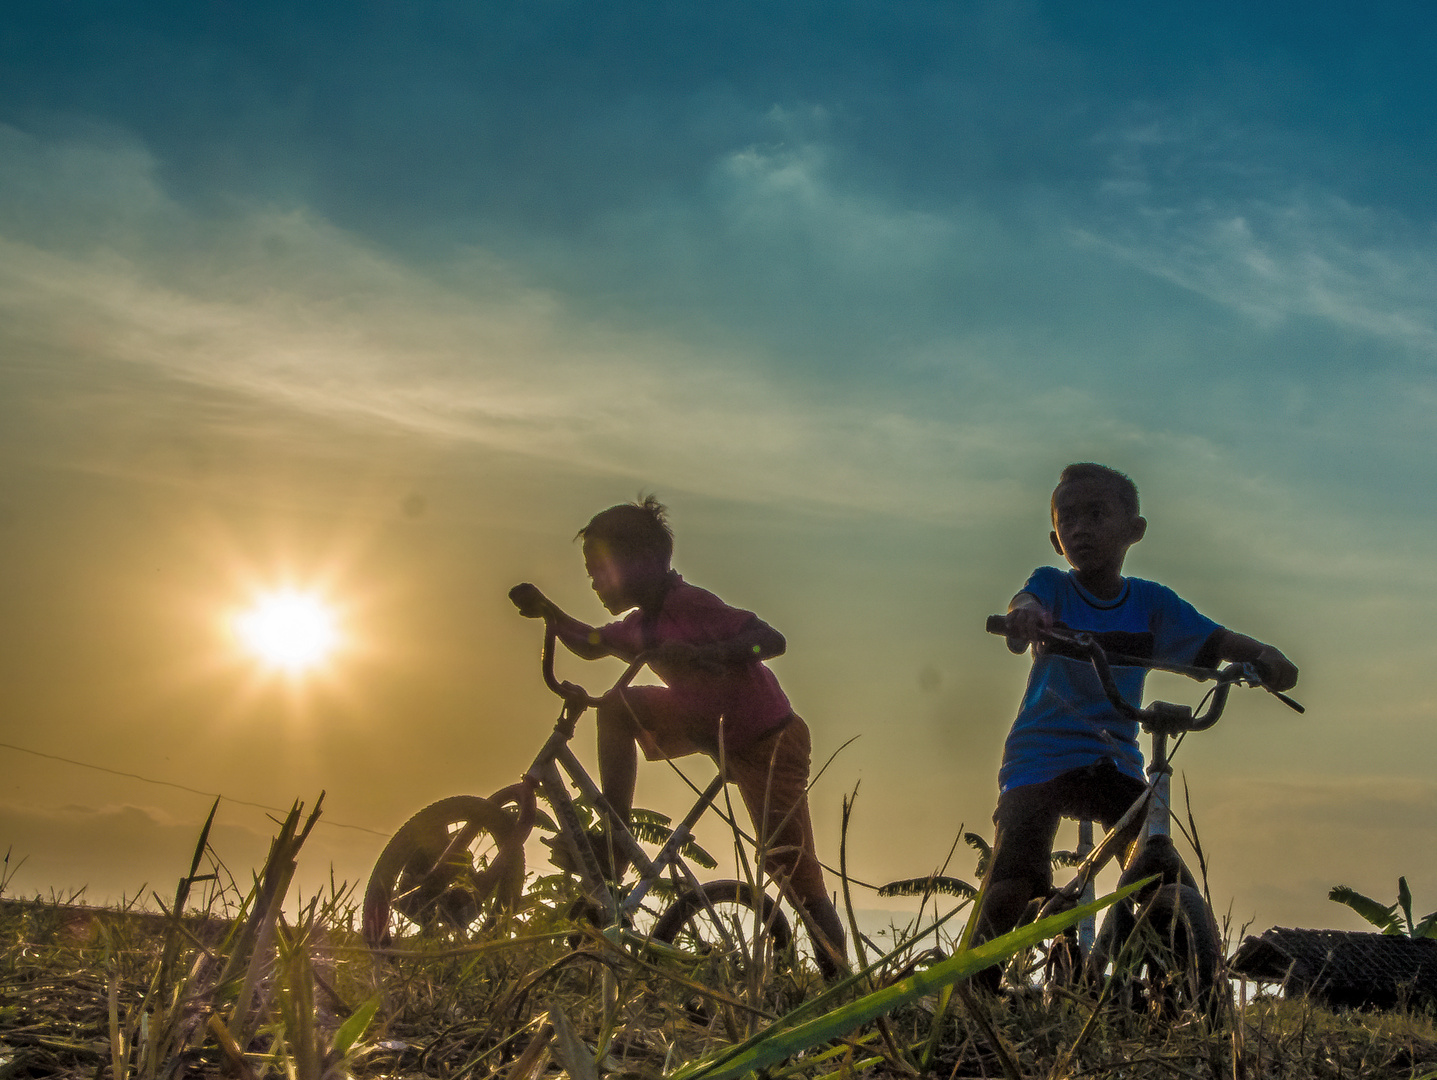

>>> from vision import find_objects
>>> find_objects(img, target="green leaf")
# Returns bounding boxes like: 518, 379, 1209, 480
1412, 911, 1437, 940
679, 838, 717, 870
622, 812, 716, 868
628, 818, 677, 846
331, 994, 381, 1057
1329, 885, 1400, 933
877, 876, 976, 900
668, 880, 1145, 1080
1399, 877, 1415, 935
963, 832, 991, 878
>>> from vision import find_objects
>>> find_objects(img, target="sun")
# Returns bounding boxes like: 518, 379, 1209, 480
233, 589, 340, 673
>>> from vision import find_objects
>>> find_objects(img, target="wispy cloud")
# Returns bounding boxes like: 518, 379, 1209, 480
10, 117, 1434, 576
0, 798, 376, 902
714, 139, 956, 279
0, 127, 1042, 523
1080, 112, 1437, 357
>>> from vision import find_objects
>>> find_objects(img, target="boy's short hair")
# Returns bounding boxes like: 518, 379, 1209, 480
578, 494, 674, 566
1052, 463, 1140, 519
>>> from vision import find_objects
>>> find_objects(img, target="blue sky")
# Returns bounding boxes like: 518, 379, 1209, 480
1, 1, 1435, 933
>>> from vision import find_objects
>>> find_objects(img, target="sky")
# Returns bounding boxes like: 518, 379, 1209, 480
2, 1, 1435, 940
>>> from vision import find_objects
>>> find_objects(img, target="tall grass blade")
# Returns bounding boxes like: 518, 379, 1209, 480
504, 1022, 554, 1080
953, 983, 1021, 1080
106, 943, 128, 1080
548, 1006, 599, 1080
330, 994, 381, 1057
670, 881, 1144, 1080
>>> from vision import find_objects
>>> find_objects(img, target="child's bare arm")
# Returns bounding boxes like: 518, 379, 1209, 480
649, 617, 786, 672
1211, 629, 1298, 692
509, 583, 611, 660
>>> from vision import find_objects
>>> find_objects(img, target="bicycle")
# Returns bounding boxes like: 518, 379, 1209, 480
361, 614, 796, 984
984, 613, 1303, 1014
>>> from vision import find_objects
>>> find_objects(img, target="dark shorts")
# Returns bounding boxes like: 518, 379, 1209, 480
989, 758, 1148, 893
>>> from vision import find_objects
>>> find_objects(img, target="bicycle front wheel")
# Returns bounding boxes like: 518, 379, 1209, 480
1146, 883, 1224, 1017
652, 880, 793, 979
1091, 883, 1223, 1018
362, 794, 526, 947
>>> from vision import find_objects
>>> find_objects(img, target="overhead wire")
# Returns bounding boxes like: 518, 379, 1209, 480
0, 738, 388, 836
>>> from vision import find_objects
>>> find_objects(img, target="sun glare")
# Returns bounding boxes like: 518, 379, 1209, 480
233, 590, 340, 673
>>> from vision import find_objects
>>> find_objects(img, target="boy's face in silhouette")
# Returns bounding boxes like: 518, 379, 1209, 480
1049, 477, 1146, 585
583, 538, 667, 615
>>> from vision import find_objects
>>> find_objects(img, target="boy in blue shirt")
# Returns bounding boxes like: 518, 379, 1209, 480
972, 463, 1298, 979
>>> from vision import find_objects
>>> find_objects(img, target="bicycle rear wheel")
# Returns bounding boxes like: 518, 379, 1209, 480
362, 794, 526, 947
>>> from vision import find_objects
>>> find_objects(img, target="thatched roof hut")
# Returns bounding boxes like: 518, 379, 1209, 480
1231, 927, 1437, 1010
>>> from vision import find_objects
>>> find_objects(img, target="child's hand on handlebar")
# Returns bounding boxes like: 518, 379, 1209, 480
509, 582, 555, 620
1252, 644, 1299, 693
1004, 600, 1053, 655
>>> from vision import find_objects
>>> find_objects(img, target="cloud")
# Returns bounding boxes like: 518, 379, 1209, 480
1079, 111, 1437, 357
713, 139, 955, 280
8, 116, 1434, 609
0, 801, 257, 902
0, 124, 1069, 525
0, 797, 380, 907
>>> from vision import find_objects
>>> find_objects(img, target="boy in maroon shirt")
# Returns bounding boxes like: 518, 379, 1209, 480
510, 496, 847, 978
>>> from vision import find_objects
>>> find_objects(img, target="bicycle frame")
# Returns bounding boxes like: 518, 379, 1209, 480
984, 614, 1301, 924
364, 621, 802, 967
502, 623, 731, 928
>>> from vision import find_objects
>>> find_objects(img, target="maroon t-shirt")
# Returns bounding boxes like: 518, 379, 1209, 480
597, 574, 793, 745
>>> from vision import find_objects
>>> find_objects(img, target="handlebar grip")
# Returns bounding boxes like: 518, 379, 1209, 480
1271, 689, 1305, 714
986, 614, 1010, 636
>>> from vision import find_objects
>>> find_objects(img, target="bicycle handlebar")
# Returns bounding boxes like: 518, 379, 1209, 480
985, 613, 1302, 731
541, 622, 648, 712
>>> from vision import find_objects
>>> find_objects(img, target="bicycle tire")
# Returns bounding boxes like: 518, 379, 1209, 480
1148, 883, 1224, 1016
362, 794, 526, 947
652, 880, 793, 974
1090, 883, 1223, 1018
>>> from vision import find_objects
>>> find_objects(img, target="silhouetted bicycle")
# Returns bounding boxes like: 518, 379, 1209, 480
985, 613, 1303, 1014
362, 613, 793, 984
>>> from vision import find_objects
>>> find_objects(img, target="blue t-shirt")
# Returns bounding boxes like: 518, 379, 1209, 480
998, 566, 1223, 793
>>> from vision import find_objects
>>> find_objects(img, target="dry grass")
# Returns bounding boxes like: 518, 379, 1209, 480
3, 804, 1437, 1080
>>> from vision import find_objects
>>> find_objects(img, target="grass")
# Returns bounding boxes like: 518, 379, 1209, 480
3, 801, 1437, 1080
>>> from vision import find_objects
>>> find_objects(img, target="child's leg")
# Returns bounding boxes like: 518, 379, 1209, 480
973, 762, 1146, 990
727, 717, 849, 979
595, 686, 709, 878
596, 693, 642, 827
971, 783, 1063, 990
1079, 760, 1149, 870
